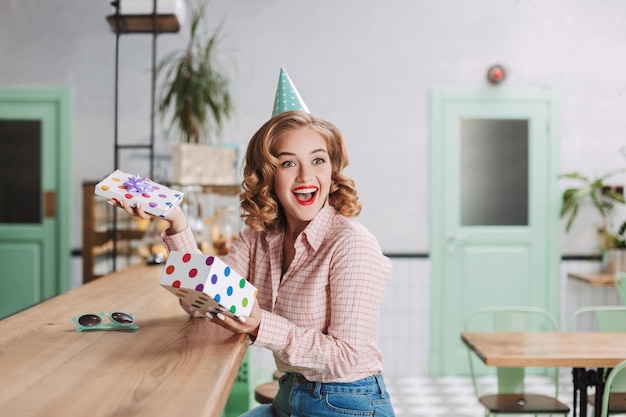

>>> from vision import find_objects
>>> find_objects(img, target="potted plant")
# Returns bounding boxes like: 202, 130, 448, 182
600, 219, 626, 273
156, 2, 238, 185
603, 220, 626, 248
560, 167, 626, 272
157, 2, 232, 144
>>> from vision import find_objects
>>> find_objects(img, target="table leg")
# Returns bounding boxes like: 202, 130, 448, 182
574, 367, 606, 417
572, 368, 578, 417
592, 368, 607, 417
594, 383, 603, 417
573, 367, 588, 417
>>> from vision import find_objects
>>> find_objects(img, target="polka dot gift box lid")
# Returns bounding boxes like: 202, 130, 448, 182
159, 251, 258, 319
94, 169, 184, 217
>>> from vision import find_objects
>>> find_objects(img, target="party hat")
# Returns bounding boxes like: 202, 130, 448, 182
272, 67, 310, 116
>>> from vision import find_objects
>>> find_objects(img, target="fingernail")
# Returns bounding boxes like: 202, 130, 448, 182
119, 200, 125, 207
206, 312, 214, 319
216, 313, 226, 321
238, 316, 247, 323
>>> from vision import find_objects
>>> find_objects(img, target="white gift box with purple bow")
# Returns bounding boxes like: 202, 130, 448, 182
94, 169, 184, 217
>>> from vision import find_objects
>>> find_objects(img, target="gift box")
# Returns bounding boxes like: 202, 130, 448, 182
94, 169, 184, 217
159, 251, 257, 318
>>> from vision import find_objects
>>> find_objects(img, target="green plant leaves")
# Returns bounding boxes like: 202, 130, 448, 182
156, 3, 233, 144
559, 167, 626, 248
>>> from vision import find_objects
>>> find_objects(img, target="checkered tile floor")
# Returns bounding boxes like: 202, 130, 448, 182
385, 374, 579, 417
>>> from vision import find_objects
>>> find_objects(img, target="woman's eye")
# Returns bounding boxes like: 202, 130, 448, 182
281, 160, 296, 168
313, 158, 326, 165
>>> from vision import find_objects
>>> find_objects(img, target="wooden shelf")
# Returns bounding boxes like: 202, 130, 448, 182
82, 182, 147, 282
93, 230, 147, 243
82, 182, 241, 283
106, 14, 181, 34
170, 183, 242, 196
567, 272, 617, 286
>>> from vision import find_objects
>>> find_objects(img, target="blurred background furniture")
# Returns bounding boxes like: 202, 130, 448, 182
568, 273, 616, 287
464, 306, 570, 417
568, 306, 626, 415
601, 359, 626, 417
253, 370, 284, 405
462, 330, 626, 417
614, 272, 626, 305
82, 181, 240, 283
254, 381, 278, 405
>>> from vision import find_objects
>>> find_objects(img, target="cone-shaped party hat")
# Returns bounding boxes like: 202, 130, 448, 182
272, 67, 310, 116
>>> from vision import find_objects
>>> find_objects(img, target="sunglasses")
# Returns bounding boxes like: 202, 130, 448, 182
72, 312, 139, 332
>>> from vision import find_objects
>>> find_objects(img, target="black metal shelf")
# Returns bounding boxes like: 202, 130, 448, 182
107, 1, 181, 272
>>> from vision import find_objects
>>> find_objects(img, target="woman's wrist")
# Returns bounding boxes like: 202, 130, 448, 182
164, 207, 188, 235
247, 326, 259, 342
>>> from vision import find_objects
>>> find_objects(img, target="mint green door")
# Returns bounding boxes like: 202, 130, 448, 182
429, 89, 561, 375
0, 88, 73, 319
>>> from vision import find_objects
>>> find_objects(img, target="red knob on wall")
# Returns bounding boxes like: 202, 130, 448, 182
487, 65, 506, 84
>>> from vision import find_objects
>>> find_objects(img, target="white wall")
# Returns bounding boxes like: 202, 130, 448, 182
2, 0, 626, 254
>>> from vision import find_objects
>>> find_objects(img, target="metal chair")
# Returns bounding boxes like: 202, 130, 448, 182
568, 306, 626, 414
465, 306, 570, 417
601, 360, 626, 417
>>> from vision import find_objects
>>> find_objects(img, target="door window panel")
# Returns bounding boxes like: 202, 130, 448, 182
0, 120, 42, 224
460, 119, 528, 226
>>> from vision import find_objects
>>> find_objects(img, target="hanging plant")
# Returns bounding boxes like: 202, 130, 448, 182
156, 2, 233, 144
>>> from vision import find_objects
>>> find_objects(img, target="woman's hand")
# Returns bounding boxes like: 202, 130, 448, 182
109, 199, 188, 234
179, 300, 206, 318
179, 299, 261, 338
206, 300, 262, 338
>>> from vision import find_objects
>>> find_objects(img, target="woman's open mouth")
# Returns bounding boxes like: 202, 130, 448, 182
293, 186, 318, 206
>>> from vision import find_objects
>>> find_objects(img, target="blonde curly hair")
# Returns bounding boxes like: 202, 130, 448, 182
240, 111, 361, 232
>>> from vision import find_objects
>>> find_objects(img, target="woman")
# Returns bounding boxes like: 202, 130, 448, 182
116, 109, 395, 416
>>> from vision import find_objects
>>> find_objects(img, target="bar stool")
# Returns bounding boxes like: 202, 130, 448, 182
254, 371, 284, 404
254, 380, 278, 404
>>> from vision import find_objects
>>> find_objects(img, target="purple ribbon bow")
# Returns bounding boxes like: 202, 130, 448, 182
124, 176, 154, 193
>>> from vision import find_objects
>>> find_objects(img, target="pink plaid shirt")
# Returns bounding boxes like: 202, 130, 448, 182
162, 204, 391, 383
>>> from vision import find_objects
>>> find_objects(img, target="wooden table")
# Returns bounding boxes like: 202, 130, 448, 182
462, 331, 626, 417
0, 264, 248, 417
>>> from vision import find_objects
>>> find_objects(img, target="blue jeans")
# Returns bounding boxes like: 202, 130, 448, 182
239, 372, 395, 417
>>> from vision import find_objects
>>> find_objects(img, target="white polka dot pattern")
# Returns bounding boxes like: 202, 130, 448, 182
159, 251, 258, 318
272, 67, 310, 116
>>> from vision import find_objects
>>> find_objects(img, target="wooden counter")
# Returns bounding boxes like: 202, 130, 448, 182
0, 264, 248, 417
